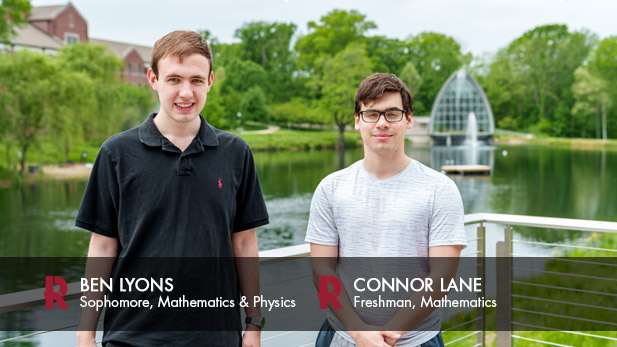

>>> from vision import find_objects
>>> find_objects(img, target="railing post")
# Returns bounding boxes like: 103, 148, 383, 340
496, 225, 512, 347
477, 223, 485, 347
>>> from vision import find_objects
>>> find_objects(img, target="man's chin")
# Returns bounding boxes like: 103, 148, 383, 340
366, 145, 397, 155
168, 113, 201, 123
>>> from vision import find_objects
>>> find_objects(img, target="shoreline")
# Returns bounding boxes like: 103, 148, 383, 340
2, 136, 616, 187
0, 163, 92, 187
495, 136, 617, 149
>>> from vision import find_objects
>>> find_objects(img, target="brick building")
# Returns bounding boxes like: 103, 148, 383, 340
90, 38, 152, 85
1, 2, 152, 85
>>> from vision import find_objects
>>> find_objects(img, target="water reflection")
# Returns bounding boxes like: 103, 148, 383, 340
0, 145, 615, 256
426, 145, 494, 170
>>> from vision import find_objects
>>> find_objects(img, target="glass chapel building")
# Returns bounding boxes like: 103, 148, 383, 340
428, 70, 494, 145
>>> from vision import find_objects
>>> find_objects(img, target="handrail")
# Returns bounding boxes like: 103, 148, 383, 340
464, 213, 617, 233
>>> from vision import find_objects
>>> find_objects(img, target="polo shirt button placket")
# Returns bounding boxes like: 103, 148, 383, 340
176, 153, 192, 176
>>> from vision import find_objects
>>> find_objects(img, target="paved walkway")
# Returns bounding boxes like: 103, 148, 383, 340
241, 124, 280, 134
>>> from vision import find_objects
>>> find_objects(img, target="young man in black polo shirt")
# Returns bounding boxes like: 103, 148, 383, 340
76, 31, 268, 347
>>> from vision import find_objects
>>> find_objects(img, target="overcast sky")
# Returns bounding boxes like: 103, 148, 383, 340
32, 0, 616, 56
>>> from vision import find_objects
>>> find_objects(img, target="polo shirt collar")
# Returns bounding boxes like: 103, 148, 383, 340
138, 113, 219, 149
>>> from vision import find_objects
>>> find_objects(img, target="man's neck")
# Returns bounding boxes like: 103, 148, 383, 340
362, 149, 411, 180
153, 111, 201, 152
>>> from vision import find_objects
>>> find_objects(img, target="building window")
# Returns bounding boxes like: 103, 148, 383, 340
127, 63, 132, 74
69, 14, 74, 28
64, 33, 79, 44
137, 64, 141, 75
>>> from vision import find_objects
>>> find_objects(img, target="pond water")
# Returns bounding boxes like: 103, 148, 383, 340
1, 144, 616, 257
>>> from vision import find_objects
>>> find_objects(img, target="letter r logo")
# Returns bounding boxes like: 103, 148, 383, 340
318, 276, 342, 309
44, 276, 68, 309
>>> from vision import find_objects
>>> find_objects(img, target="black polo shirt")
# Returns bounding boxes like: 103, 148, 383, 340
76, 114, 268, 346
76, 113, 269, 257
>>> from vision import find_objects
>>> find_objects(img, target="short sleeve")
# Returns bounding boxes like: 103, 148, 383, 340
305, 181, 339, 246
429, 179, 467, 249
75, 146, 119, 238
233, 146, 269, 232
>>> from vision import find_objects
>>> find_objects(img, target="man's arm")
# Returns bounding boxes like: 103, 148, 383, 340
383, 245, 462, 340
311, 244, 400, 347
232, 228, 261, 347
77, 233, 119, 347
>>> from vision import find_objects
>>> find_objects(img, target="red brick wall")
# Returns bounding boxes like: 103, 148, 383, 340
123, 49, 148, 85
49, 4, 88, 43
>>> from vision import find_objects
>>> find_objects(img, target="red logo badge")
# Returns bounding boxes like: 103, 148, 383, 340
218, 179, 222, 189
44, 276, 68, 309
318, 276, 342, 309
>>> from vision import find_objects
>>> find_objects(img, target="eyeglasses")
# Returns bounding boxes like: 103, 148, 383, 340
358, 109, 406, 123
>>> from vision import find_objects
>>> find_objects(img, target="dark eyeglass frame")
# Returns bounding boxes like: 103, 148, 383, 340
358, 109, 407, 123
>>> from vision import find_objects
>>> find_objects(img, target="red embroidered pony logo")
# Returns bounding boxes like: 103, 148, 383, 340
218, 179, 222, 189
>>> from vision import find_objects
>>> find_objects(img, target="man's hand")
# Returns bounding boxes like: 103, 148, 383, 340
242, 328, 261, 347
383, 330, 404, 346
76, 331, 98, 347
349, 328, 400, 347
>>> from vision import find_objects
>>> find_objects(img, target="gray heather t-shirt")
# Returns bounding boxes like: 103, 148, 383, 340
305, 159, 466, 346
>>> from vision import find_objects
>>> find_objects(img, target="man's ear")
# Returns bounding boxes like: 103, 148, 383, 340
354, 113, 360, 130
406, 111, 413, 129
207, 71, 214, 91
147, 68, 158, 92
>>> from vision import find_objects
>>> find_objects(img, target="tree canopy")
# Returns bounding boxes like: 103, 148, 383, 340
3, 9, 617, 178
486, 25, 596, 136
0, 0, 31, 43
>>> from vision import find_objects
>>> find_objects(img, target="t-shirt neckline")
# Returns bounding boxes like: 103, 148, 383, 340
359, 158, 415, 183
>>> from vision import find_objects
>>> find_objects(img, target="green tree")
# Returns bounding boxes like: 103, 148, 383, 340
0, 0, 31, 43
486, 25, 595, 136
220, 58, 268, 94
56, 43, 124, 150
57, 42, 153, 143
365, 36, 407, 74
240, 86, 270, 123
572, 68, 611, 139
587, 37, 617, 138
57, 42, 124, 80
201, 66, 228, 129
270, 98, 328, 125
0, 51, 65, 174
235, 21, 296, 101
398, 62, 423, 98
217, 59, 268, 126
315, 43, 372, 150
47, 70, 95, 162
295, 9, 376, 72
406, 32, 467, 114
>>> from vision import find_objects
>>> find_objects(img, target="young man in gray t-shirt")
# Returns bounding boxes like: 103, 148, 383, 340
306, 73, 466, 347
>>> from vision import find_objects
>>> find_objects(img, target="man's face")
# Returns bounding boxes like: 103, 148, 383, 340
354, 92, 412, 156
147, 54, 213, 124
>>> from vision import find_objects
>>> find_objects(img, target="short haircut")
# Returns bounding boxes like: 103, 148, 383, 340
354, 73, 413, 114
150, 30, 213, 80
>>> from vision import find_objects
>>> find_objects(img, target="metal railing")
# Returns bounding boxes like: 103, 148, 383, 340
463, 213, 617, 347
1, 213, 617, 346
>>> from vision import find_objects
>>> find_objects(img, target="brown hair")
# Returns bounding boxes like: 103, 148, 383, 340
354, 73, 413, 114
150, 30, 213, 79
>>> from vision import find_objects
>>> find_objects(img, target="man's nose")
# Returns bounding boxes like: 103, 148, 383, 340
179, 82, 192, 98
376, 115, 390, 128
